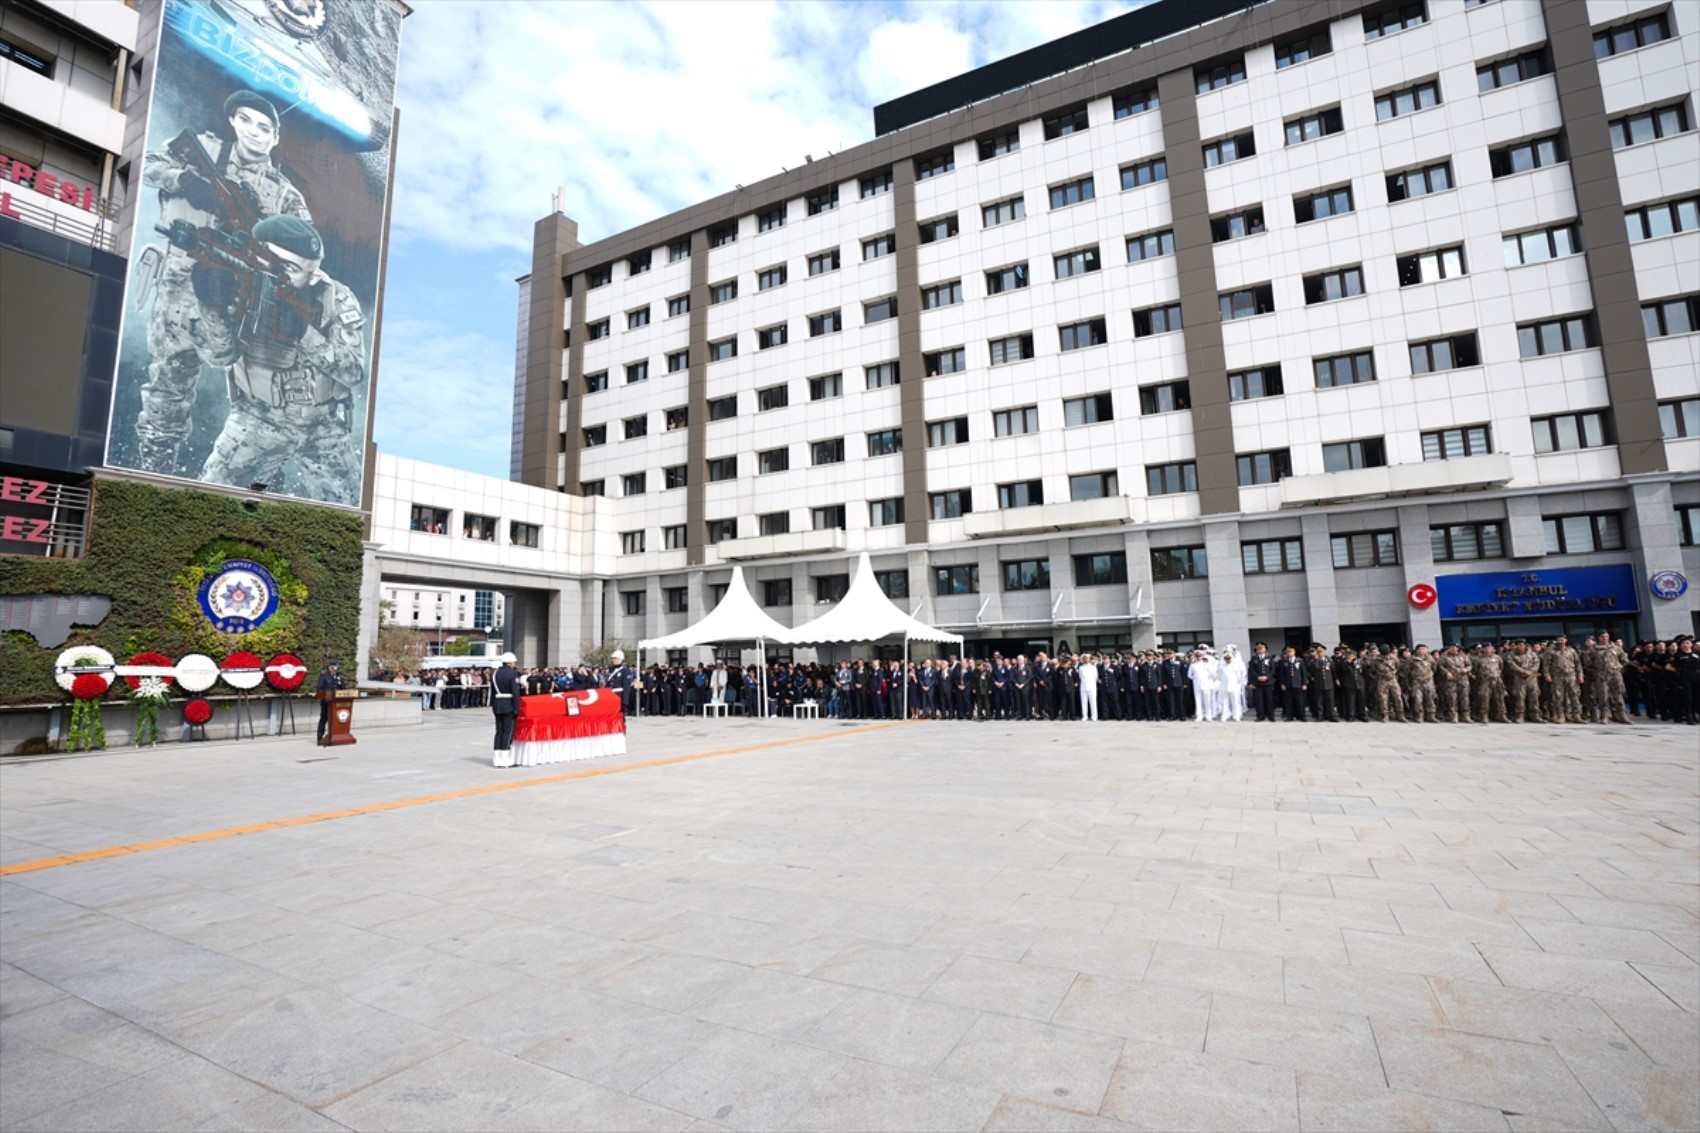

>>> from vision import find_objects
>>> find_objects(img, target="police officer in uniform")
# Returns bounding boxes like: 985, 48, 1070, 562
315, 659, 343, 745
1275, 646, 1308, 721
491, 652, 521, 766
1246, 643, 1276, 722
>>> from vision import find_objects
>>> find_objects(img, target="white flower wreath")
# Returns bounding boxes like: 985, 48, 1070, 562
54, 646, 115, 693
175, 653, 220, 693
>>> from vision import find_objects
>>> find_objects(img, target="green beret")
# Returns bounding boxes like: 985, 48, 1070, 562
253, 214, 323, 260
224, 89, 280, 130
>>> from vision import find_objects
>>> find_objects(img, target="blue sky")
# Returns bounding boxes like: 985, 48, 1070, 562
374, 0, 1142, 479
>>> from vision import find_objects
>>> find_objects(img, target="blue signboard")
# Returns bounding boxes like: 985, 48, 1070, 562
1435, 564, 1639, 620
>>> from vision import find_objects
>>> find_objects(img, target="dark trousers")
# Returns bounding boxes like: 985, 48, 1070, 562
1280, 687, 1304, 720
1163, 687, 1184, 720
317, 700, 331, 742
493, 709, 515, 750
1251, 682, 1275, 721
1315, 685, 1337, 721
1339, 686, 1364, 722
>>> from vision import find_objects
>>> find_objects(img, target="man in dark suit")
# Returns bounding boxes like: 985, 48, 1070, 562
1161, 649, 1187, 720
315, 660, 343, 745
1276, 646, 1308, 722
1247, 643, 1276, 722
491, 652, 521, 765
1012, 655, 1032, 720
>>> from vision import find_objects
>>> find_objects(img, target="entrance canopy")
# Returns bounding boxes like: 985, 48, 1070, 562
637, 565, 794, 654
787, 552, 964, 648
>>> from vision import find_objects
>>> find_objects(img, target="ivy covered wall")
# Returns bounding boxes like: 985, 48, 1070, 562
0, 477, 364, 705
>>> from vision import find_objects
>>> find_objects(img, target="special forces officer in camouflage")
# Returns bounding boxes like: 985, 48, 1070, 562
1584, 633, 1632, 725
198, 215, 367, 504
135, 91, 311, 474
1436, 643, 1473, 723
1541, 634, 1585, 724
1504, 641, 1543, 723
1371, 648, 1405, 722
1472, 643, 1508, 724
1407, 645, 1439, 722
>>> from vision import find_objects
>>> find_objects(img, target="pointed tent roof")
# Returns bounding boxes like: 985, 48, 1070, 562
637, 565, 795, 652
786, 552, 964, 645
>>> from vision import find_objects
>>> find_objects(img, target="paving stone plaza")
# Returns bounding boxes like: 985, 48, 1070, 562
1, 715, 1696, 1132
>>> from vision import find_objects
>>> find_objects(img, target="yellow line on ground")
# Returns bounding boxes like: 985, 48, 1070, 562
0, 721, 913, 877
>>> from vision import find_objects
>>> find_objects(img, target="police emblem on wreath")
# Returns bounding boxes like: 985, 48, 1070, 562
197, 558, 281, 632
1649, 570, 1688, 601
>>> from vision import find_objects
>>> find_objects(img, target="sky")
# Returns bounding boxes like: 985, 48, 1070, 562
373, 0, 1143, 480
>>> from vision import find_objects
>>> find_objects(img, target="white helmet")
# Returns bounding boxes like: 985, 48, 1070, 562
610, 651, 625, 664
500, 652, 517, 664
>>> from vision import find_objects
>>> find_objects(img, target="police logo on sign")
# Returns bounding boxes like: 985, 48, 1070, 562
1650, 570, 1688, 601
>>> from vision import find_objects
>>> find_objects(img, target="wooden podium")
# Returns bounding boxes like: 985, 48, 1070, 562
321, 689, 358, 746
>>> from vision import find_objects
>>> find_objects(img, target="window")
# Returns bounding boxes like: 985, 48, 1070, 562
1431, 522, 1505, 562
582, 424, 606, 447
622, 471, 647, 495
1397, 246, 1465, 286
1659, 398, 1700, 439
922, 280, 963, 309
919, 214, 959, 244
1133, 304, 1183, 337
1275, 29, 1331, 68
1286, 106, 1344, 145
622, 589, 645, 614
811, 437, 844, 465
1304, 265, 1365, 304
708, 584, 729, 610
758, 265, 788, 291
1517, 315, 1596, 358
860, 169, 893, 197
813, 505, 846, 530
1478, 47, 1550, 92
1490, 134, 1567, 178
1049, 176, 1096, 210
809, 372, 843, 401
1422, 424, 1492, 460
1002, 558, 1051, 591
619, 361, 646, 386
994, 405, 1040, 437
1322, 437, 1387, 472
1237, 449, 1293, 485
628, 307, 651, 330
664, 464, 687, 489
1504, 223, 1581, 265
808, 249, 840, 276
1375, 79, 1440, 121
1070, 471, 1118, 500
587, 265, 612, 289
978, 128, 1021, 160
876, 570, 909, 600
708, 395, 738, 421
587, 319, 610, 341
865, 361, 900, 389
1409, 334, 1481, 374
708, 337, 737, 362
816, 574, 849, 603
866, 428, 902, 457
664, 527, 687, 552
757, 325, 787, 351
1386, 160, 1452, 201
1314, 351, 1376, 387
1626, 197, 1700, 242
915, 149, 955, 180
624, 415, 648, 440
707, 456, 738, 482
0, 35, 54, 77
1544, 513, 1625, 555
1152, 546, 1208, 580
668, 294, 690, 317
928, 417, 969, 447
763, 579, 793, 607
869, 498, 905, 527
665, 406, 688, 432
1202, 132, 1257, 167
1219, 284, 1274, 320
1055, 246, 1101, 279
706, 519, 738, 544
620, 529, 646, 554
1295, 185, 1353, 223
710, 280, 738, 306
1121, 157, 1167, 189
1364, 2, 1425, 40
1595, 11, 1671, 58
1044, 104, 1090, 140
1139, 382, 1191, 415
1332, 531, 1399, 568
584, 371, 609, 394
758, 448, 789, 475
668, 239, 690, 263
807, 187, 838, 215
709, 224, 737, 248
989, 333, 1035, 366
983, 196, 1026, 227
1229, 365, 1284, 401
998, 481, 1044, 509
580, 480, 605, 497
1059, 319, 1108, 352
1679, 505, 1699, 547
1113, 86, 1159, 118
1532, 411, 1612, 453
935, 564, 980, 595
666, 349, 690, 373
862, 233, 895, 261
808, 310, 842, 337
1242, 538, 1305, 574
1073, 553, 1128, 586
1643, 294, 1700, 338
930, 489, 972, 519
864, 296, 898, 324
757, 385, 789, 413
1209, 210, 1263, 243
1127, 229, 1177, 260
759, 511, 790, 536
986, 263, 1029, 294
463, 513, 497, 541
1195, 57, 1246, 92
511, 521, 540, 548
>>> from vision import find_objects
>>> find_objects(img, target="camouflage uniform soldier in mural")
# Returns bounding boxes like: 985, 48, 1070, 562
1436, 643, 1473, 723
1541, 634, 1584, 723
1371, 648, 1404, 721
197, 215, 366, 504
135, 91, 311, 474
1505, 641, 1543, 723
1472, 643, 1508, 723
1407, 645, 1439, 723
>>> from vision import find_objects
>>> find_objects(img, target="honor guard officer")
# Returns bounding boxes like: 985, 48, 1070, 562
314, 659, 343, 745
1275, 646, 1308, 721
605, 650, 636, 714
491, 652, 521, 765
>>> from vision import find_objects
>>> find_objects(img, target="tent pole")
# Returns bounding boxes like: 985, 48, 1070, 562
904, 634, 910, 723
758, 637, 768, 722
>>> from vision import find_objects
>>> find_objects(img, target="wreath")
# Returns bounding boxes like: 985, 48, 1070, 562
55, 646, 114, 752
176, 653, 220, 693
131, 677, 171, 746
124, 652, 176, 691
221, 651, 266, 691
266, 653, 307, 691
183, 698, 214, 726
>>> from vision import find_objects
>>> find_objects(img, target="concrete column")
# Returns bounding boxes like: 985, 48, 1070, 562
1123, 527, 1157, 653
1505, 495, 1546, 560
1300, 513, 1340, 647
1202, 518, 1247, 651
1398, 504, 1442, 644
355, 540, 382, 679
1630, 479, 1692, 640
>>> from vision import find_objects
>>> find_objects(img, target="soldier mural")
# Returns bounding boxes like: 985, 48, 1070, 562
108, 0, 404, 507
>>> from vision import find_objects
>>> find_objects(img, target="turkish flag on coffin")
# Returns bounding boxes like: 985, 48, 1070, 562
515, 690, 625, 741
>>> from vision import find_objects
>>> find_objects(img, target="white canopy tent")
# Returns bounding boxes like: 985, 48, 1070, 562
637, 565, 793, 718
785, 552, 965, 714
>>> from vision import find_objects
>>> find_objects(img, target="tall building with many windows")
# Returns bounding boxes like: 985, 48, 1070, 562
508, 0, 1698, 657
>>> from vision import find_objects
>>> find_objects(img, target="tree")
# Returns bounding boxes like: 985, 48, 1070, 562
444, 635, 473, 657
370, 614, 427, 676
578, 637, 632, 667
